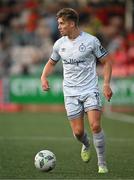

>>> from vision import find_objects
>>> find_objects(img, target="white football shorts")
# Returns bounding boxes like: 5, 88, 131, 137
64, 92, 102, 120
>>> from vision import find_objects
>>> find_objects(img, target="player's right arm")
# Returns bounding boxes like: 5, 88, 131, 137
41, 59, 57, 91
41, 38, 61, 91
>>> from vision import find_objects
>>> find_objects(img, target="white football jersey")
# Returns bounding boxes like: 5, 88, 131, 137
50, 31, 108, 96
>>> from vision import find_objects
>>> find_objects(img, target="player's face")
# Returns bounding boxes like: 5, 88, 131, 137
58, 17, 74, 36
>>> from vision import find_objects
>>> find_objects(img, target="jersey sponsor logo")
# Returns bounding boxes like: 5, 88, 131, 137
79, 43, 86, 52
63, 58, 84, 64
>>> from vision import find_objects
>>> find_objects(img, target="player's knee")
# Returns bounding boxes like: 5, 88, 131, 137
91, 123, 101, 133
73, 129, 84, 140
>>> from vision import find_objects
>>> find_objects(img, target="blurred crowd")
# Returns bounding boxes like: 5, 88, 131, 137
0, 0, 134, 78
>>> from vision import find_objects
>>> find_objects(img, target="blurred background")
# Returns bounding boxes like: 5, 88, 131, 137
0, 0, 134, 112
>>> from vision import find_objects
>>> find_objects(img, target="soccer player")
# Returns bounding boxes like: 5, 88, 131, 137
41, 8, 113, 173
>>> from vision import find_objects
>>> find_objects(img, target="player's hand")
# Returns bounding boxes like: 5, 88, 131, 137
41, 77, 50, 91
103, 84, 113, 102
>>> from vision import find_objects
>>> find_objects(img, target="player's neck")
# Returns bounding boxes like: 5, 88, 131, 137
68, 28, 81, 40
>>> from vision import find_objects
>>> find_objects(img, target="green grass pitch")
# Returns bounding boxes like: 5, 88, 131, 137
0, 111, 134, 179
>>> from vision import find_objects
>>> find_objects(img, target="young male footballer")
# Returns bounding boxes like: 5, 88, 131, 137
41, 8, 113, 173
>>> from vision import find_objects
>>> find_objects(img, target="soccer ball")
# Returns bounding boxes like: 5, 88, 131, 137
34, 150, 56, 172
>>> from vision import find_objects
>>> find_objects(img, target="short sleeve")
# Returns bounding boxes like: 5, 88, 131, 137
50, 41, 61, 61
93, 37, 108, 59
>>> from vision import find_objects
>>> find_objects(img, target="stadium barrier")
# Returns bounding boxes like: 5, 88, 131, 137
0, 75, 134, 112
9, 75, 64, 104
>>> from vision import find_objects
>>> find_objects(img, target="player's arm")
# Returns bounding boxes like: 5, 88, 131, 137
41, 59, 57, 91
100, 54, 113, 101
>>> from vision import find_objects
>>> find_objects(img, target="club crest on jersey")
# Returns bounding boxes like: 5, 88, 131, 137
79, 43, 86, 52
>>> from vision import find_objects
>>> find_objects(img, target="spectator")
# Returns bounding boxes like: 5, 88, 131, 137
127, 33, 134, 76
0, 30, 11, 77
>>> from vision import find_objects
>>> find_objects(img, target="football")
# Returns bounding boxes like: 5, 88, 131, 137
34, 150, 56, 172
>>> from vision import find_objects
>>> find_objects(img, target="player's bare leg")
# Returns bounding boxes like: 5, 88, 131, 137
69, 116, 90, 162
87, 110, 108, 173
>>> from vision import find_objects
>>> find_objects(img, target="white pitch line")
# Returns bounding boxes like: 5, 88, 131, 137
104, 111, 134, 124
0, 136, 133, 142
108, 137, 134, 142
0, 136, 73, 141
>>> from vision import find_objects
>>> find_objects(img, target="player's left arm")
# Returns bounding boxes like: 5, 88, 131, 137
100, 54, 113, 102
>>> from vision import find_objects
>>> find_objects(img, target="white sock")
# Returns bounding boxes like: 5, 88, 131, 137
74, 131, 89, 148
93, 130, 106, 166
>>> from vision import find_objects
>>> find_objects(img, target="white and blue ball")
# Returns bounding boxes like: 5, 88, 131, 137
34, 150, 56, 172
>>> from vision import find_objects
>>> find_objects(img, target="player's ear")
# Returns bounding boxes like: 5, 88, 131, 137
69, 21, 75, 28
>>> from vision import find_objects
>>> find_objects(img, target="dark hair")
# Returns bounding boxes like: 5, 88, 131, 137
57, 8, 79, 26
